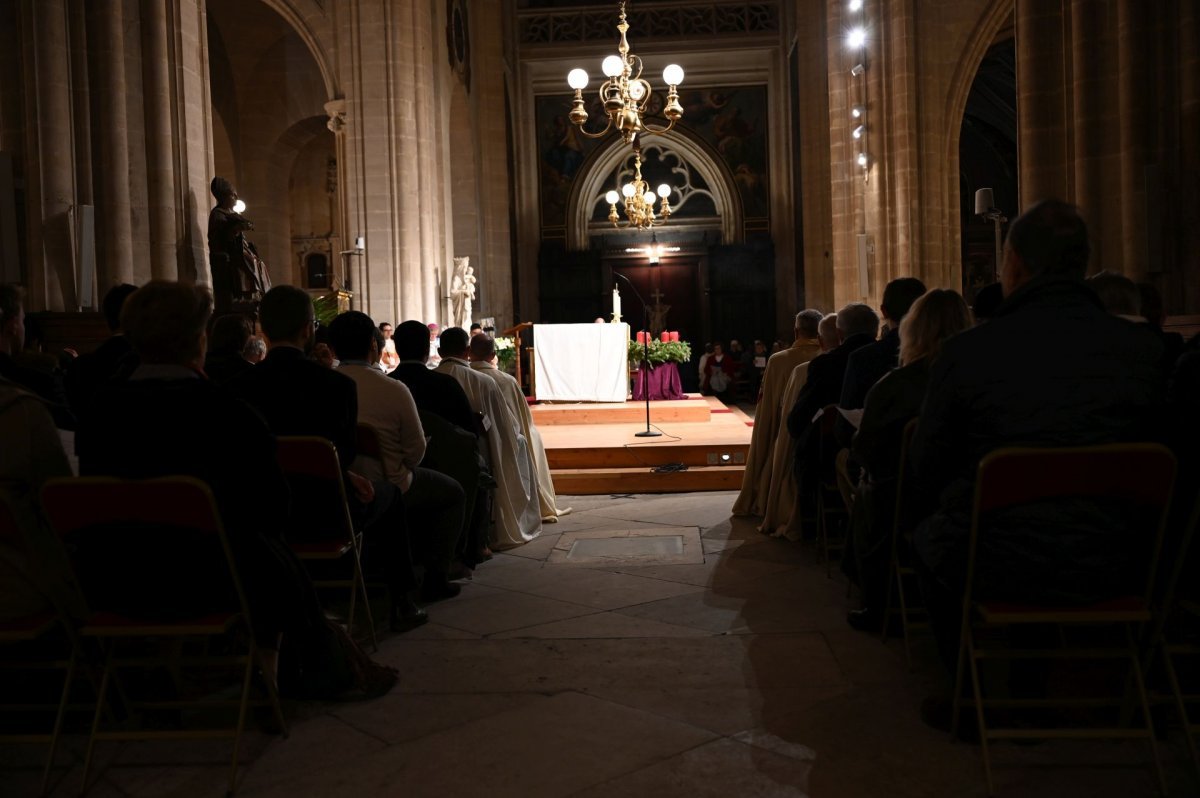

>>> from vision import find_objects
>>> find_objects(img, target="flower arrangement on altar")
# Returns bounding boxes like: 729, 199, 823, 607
628, 332, 692, 367
494, 336, 517, 372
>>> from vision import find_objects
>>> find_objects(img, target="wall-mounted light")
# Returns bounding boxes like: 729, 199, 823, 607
847, 26, 866, 50
852, 125, 865, 140
851, 105, 864, 119
848, 0, 864, 11
857, 152, 869, 168
850, 62, 865, 77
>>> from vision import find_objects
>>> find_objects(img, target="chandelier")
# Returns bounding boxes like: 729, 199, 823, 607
605, 147, 672, 229
565, 1, 685, 146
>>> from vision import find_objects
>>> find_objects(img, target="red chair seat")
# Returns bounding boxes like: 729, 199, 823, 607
977, 595, 1150, 624
0, 611, 57, 641
81, 610, 240, 637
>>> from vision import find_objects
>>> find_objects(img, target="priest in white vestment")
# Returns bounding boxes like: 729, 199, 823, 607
435, 327, 542, 549
757, 313, 840, 539
733, 310, 825, 517
467, 334, 571, 522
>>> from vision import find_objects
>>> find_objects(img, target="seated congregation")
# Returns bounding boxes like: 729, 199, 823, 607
0, 274, 572, 737
734, 199, 1200, 780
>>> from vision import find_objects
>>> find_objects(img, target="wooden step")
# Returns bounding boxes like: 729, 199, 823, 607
552, 465, 745, 495
545, 442, 749, 470
531, 398, 711, 425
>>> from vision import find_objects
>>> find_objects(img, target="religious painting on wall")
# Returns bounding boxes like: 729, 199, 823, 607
534, 84, 769, 235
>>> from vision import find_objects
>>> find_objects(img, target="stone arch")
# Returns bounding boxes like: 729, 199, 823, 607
565, 130, 744, 250
255, 0, 339, 100
940, 0, 1017, 282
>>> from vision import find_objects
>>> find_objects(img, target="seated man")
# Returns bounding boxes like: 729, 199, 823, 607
229, 286, 443, 620
328, 311, 467, 593
391, 320, 477, 433
467, 333, 569, 521
65, 282, 139, 416
436, 327, 542, 549
0, 284, 75, 429
787, 303, 880, 480
911, 200, 1163, 674
77, 281, 395, 698
835, 277, 926, 448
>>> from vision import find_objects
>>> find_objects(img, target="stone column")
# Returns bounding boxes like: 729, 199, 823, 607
24, 0, 78, 311
86, 1, 135, 290
141, 0, 179, 281
1016, 0, 1071, 207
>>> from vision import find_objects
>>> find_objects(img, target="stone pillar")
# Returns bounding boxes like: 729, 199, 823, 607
86, 1, 135, 290
1016, 0, 1070, 207
24, 0, 78, 311
141, 0, 179, 281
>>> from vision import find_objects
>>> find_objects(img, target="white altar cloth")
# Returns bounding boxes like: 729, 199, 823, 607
534, 323, 629, 402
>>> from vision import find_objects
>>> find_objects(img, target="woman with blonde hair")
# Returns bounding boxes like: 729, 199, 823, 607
845, 288, 972, 631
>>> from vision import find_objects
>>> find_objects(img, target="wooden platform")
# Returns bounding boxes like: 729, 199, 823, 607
538, 395, 753, 495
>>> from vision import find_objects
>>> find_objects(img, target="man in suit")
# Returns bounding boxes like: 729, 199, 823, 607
65, 282, 139, 417
911, 200, 1164, 680
786, 302, 880, 476
391, 320, 478, 434
835, 277, 926, 448
0, 284, 75, 429
230, 286, 443, 622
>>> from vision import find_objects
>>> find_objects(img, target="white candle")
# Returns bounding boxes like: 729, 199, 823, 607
612, 285, 621, 318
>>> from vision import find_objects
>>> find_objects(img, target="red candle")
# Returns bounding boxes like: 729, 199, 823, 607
669, 331, 680, 342
636, 330, 646, 344
660, 331, 670, 343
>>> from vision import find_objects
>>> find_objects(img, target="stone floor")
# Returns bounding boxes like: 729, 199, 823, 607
5, 491, 1197, 797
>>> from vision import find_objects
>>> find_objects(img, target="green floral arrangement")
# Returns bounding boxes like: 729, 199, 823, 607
628, 339, 692, 367
494, 336, 517, 372
312, 291, 341, 328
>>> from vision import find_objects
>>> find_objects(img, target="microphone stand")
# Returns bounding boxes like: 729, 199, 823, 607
613, 270, 661, 438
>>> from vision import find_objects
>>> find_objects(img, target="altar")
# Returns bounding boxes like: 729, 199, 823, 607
533, 323, 629, 402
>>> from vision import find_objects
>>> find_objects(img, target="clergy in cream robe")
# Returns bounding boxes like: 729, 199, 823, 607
757, 360, 814, 540
435, 353, 542, 549
733, 314, 824, 517
466, 338, 571, 522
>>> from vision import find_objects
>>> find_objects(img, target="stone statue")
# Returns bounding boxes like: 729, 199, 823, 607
450, 256, 476, 329
207, 176, 270, 319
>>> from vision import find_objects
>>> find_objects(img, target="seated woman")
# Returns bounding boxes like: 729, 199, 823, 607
76, 281, 395, 700
203, 313, 255, 385
845, 289, 971, 631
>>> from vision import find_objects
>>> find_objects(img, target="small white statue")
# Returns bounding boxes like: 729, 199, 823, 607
450, 256, 476, 329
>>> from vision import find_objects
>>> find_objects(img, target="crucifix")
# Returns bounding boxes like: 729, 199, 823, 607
648, 288, 671, 336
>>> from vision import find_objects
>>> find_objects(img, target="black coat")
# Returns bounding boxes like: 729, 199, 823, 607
229, 346, 358, 467
836, 328, 899, 448
911, 276, 1165, 603
786, 333, 875, 441
65, 334, 137, 418
391, 362, 478, 436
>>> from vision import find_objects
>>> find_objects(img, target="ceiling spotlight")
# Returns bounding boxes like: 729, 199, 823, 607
851, 105, 864, 119
847, 26, 866, 49
851, 63, 865, 77
848, 0, 864, 11
857, 152, 869, 168
852, 125, 865, 139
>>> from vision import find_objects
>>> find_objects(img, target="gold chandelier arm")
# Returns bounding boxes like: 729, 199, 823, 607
575, 117, 615, 139
642, 119, 678, 136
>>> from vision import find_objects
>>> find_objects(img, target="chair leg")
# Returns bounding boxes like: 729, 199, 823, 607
251, 644, 288, 740
895, 564, 913, 671
350, 542, 377, 652
41, 641, 78, 797
1126, 626, 1168, 796
965, 626, 995, 796
951, 616, 968, 741
227, 640, 257, 798
81, 643, 114, 797
1162, 641, 1200, 782
881, 553, 898, 645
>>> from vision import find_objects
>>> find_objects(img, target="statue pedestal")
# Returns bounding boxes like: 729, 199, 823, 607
334, 289, 353, 314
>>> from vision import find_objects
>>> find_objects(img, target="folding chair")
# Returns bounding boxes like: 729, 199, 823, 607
41, 477, 288, 797
880, 419, 929, 669
0, 496, 78, 796
1148, 495, 1200, 782
814, 405, 849, 577
950, 444, 1175, 796
275, 436, 377, 651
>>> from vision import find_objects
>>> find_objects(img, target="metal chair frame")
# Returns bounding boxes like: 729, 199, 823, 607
880, 419, 928, 669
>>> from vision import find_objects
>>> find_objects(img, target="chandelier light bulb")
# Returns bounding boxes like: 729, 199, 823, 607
606, 190, 620, 205
662, 63, 685, 86
567, 68, 589, 90
232, 199, 246, 213
602, 55, 624, 78
656, 184, 671, 198
847, 27, 867, 49
622, 183, 636, 198
852, 125, 865, 139
857, 152, 869, 167
643, 191, 656, 204
849, 0, 864, 11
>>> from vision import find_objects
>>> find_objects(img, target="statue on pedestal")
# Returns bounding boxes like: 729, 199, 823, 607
207, 177, 270, 319
450, 256, 476, 329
